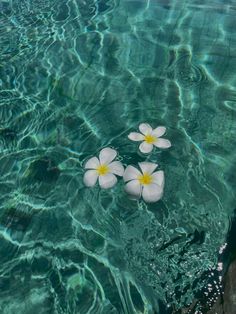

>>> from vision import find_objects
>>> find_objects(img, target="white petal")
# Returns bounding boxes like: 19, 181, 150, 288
84, 157, 100, 169
151, 126, 166, 137
128, 132, 144, 141
139, 142, 153, 154
152, 170, 164, 187
123, 165, 141, 182
154, 138, 171, 149
109, 161, 124, 176
142, 183, 163, 203
139, 123, 152, 135
139, 162, 158, 174
99, 173, 117, 189
83, 170, 98, 187
124, 180, 141, 199
99, 147, 117, 164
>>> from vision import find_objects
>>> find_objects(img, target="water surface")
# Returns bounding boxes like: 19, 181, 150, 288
0, 0, 236, 313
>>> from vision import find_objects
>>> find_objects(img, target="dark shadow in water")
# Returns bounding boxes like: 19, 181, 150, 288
28, 157, 60, 183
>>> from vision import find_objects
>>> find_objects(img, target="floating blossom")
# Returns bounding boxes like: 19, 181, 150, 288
123, 162, 164, 203
83, 147, 124, 189
128, 123, 171, 154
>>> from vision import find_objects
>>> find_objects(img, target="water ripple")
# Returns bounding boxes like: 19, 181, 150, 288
0, 0, 236, 313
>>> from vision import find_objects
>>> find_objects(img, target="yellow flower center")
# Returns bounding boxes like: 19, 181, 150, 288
144, 134, 156, 144
96, 164, 109, 176
138, 172, 153, 185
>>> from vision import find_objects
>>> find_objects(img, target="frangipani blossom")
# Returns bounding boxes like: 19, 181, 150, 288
83, 147, 124, 189
128, 123, 171, 154
123, 162, 164, 203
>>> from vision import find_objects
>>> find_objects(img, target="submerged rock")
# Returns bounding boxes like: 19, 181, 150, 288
207, 259, 236, 314
222, 260, 236, 314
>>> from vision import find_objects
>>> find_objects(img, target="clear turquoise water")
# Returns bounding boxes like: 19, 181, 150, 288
0, 0, 236, 313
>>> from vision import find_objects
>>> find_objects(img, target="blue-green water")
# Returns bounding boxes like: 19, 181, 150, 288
0, 0, 236, 313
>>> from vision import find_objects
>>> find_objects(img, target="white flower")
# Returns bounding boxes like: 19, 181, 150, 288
83, 147, 124, 189
123, 162, 164, 203
128, 123, 171, 154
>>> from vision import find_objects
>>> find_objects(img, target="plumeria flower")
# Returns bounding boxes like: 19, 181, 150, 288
128, 123, 171, 154
123, 162, 164, 203
83, 147, 124, 189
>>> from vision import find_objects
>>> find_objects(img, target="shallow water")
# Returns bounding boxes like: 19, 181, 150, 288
0, 0, 236, 313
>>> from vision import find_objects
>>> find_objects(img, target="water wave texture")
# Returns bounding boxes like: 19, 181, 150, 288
0, 0, 236, 313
